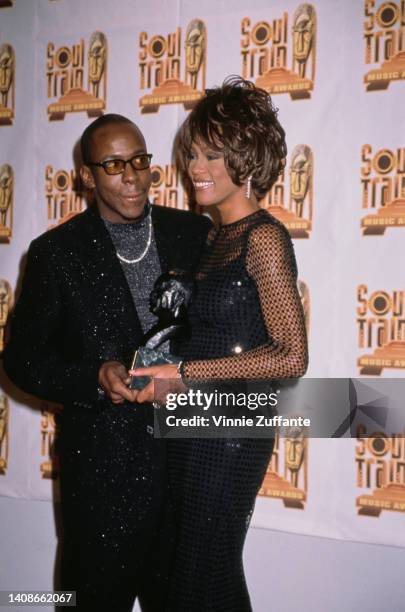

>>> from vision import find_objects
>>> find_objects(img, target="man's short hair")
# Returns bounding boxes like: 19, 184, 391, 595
80, 114, 135, 165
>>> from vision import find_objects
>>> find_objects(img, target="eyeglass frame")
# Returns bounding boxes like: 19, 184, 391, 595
87, 153, 153, 175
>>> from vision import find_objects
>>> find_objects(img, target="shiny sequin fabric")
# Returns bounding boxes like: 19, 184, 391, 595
168, 209, 308, 612
181, 209, 308, 379
3, 203, 212, 611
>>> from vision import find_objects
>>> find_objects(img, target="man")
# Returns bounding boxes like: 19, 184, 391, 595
3, 114, 211, 611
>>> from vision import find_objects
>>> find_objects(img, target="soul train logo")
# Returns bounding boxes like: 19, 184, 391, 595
361, 145, 405, 234
0, 43, 15, 126
241, 4, 316, 99
0, 395, 9, 475
40, 404, 61, 479
259, 429, 308, 509
45, 165, 85, 227
356, 425, 405, 516
364, 1, 405, 91
46, 31, 107, 120
0, 279, 13, 354
139, 19, 207, 113
260, 144, 313, 238
298, 280, 310, 338
149, 163, 188, 209
0, 163, 13, 242
357, 285, 405, 374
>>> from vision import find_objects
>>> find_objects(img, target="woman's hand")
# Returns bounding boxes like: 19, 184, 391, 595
129, 363, 186, 404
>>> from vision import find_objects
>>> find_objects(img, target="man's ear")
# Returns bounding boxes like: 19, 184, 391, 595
80, 164, 95, 190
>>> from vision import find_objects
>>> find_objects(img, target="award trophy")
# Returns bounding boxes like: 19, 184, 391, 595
129, 269, 193, 390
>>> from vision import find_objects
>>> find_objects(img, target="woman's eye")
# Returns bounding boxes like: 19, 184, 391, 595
187, 150, 222, 162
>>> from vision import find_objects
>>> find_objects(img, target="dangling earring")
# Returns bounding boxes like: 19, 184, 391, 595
245, 175, 252, 200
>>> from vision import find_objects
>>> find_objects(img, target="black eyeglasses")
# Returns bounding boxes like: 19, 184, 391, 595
88, 153, 153, 175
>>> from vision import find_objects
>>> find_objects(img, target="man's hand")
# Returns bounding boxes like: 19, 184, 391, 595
98, 361, 138, 404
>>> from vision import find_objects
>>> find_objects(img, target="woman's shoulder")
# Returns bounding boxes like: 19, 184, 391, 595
247, 209, 292, 245
246, 210, 297, 275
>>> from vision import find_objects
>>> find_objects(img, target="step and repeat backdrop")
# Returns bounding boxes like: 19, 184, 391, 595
0, 0, 405, 547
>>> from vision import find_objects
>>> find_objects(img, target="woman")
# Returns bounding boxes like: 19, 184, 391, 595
132, 76, 308, 611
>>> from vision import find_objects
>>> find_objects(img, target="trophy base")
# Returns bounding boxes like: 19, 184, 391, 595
129, 347, 180, 390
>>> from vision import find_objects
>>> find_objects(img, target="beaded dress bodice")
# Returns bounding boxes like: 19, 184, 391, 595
180, 208, 307, 379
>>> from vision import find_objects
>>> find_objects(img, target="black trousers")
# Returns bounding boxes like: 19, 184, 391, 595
57, 403, 174, 612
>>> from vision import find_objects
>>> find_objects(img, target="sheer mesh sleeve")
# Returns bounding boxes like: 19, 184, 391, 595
182, 220, 308, 379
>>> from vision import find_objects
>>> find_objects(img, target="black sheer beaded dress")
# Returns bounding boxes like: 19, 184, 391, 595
167, 208, 308, 612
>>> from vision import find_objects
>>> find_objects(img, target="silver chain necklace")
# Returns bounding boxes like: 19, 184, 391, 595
116, 211, 152, 264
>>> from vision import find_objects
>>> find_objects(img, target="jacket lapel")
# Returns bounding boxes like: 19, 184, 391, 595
152, 204, 193, 272
74, 206, 143, 346
152, 205, 174, 271
73, 204, 195, 356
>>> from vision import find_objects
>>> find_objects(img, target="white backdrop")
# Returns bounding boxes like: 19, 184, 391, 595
1, 0, 405, 548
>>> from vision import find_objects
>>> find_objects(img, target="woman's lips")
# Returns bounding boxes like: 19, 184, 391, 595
193, 181, 214, 191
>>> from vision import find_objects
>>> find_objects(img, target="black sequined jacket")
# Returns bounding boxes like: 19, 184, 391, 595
3, 204, 211, 409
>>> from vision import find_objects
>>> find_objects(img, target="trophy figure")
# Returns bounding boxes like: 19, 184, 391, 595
129, 269, 194, 389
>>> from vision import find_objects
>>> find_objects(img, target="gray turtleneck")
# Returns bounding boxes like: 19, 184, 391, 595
103, 205, 161, 336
